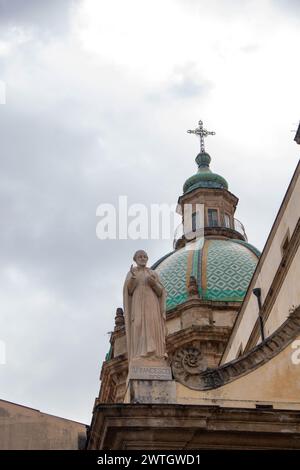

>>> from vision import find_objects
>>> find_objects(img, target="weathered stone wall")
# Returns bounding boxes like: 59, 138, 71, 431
0, 400, 86, 450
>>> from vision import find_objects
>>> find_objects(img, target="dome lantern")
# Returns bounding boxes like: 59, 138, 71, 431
176, 119, 245, 249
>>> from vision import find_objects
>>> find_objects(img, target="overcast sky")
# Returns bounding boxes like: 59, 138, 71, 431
0, 0, 299, 424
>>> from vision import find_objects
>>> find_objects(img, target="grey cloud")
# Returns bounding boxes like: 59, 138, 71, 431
147, 64, 214, 101
0, 0, 78, 34
273, 0, 300, 14
175, 0, 254, 18
0, 35, 179, 422
169, 76, 213, 99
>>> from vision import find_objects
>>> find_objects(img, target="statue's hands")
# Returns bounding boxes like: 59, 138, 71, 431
147, 272, 157, 287
130, 264, 137, 278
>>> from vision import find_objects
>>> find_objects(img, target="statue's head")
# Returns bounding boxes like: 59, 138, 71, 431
133, 250, 148, 267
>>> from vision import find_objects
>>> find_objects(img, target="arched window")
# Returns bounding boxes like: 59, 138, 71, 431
207, 209, 218, 227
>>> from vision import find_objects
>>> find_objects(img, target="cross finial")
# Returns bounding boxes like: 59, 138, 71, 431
187, 120, 216, 154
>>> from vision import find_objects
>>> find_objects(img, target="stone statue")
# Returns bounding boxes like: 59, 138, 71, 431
123, 250, 167, 362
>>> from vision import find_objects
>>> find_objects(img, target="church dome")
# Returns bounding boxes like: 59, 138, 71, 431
183, 152, 228, 194
152, 238, 260, 311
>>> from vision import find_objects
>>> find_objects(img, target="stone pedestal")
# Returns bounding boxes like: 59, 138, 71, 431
124, 379, 176, 404
124, 358, 176, 404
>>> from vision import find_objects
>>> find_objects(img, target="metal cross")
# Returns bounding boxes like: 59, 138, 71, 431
187, 120, 216, 153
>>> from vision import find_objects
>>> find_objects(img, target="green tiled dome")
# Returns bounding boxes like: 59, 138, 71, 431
183, 152, 228, 194
153, 238, 259, 311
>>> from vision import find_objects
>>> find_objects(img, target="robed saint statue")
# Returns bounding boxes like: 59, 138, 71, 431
123, 250, 167, 362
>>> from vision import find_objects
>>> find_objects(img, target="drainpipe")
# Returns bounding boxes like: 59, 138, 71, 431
252, 287, 265, 342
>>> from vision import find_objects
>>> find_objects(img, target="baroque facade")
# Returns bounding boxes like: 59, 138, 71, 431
87, 122, 300, 450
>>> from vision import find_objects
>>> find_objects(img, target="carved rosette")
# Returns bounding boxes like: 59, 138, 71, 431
171, 347, 208, 383
171, 306, 300, 391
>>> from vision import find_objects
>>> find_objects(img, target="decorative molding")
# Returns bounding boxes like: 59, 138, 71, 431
166, 297, 240, 321
171, 305, 300, 390
99, 354, 128, 403
167, 325, 230, 356
178, 186, 239, 208
172, 347, 208, 383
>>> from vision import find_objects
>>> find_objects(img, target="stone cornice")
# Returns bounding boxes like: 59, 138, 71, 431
178, 187, 239, 207
172, 305, 300, 390
88, 403, 300, 449
167, 325, 230, 351
166, 297, 240, 320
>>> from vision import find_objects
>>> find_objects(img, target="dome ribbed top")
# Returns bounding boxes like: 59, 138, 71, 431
183, 152, 228, 194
